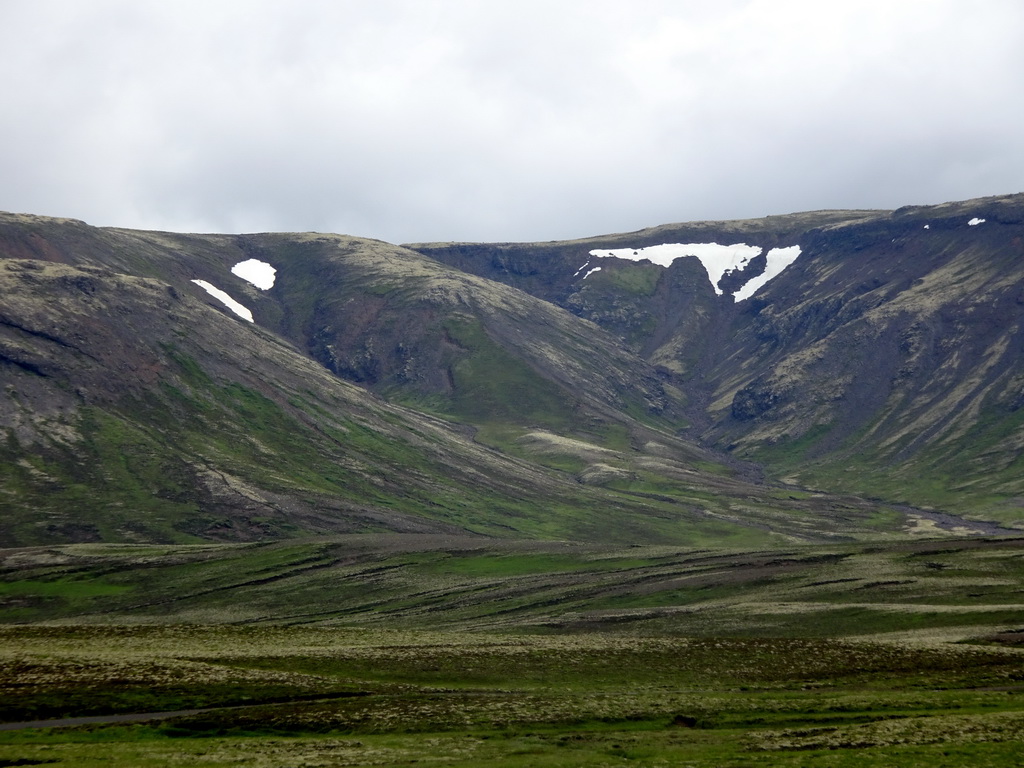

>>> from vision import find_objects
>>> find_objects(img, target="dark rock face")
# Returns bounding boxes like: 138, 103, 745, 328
731, 377, 789, 422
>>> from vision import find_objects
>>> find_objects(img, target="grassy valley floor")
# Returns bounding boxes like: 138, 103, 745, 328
0, 536, 1022, 766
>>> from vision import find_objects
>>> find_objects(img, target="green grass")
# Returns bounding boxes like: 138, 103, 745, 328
0, 580, 130, 599
441, 315, 578, 428
2, 536, 1023, 634
0, 537, 1022, 766
588, 262, 662, 296
0, 623, 1022, 766
2, 344, 683, 545
751, 402, 1024, 529
747, 423, 835, 470
420, 552, 597, 578
418, 552, 657, 579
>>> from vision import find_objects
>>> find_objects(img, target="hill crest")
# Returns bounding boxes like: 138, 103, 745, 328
2, 193, 1023, 544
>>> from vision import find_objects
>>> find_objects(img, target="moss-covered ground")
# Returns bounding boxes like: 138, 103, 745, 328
0, 624, 1022, 767
0, 536, 1022, 765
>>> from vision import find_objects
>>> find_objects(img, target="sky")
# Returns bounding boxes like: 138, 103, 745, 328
1, 0, 1023, 244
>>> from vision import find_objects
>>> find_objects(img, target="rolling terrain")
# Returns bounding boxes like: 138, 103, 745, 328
0, 252, 825, 548
0, 536, 1023, 766
2, 534, 1023, 637
3, 196, 1024, 546
3, 202, 1006, 547
2, 196, 1024, 766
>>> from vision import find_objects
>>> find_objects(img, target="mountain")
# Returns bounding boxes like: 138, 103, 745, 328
412, 193, 1024, 528
1, 194, 1022, 546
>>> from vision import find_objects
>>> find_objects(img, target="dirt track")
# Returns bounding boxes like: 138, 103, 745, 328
0, 708, 209, 731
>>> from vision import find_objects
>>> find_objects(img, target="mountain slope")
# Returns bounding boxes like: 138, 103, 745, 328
0, 257, 566, 544
411, 194, 1024, 525
706, 198, 1024, 517
0, 214, 925, 547
3, 195, 1023, 544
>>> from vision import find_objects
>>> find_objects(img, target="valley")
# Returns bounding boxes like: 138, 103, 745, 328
2, 194, 1024, 765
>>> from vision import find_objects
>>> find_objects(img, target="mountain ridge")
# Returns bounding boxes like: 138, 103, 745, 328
1, 194, 1022, 545
410, 193, 1024, 525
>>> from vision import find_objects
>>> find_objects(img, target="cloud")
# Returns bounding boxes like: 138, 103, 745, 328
1, 0, 1022, 243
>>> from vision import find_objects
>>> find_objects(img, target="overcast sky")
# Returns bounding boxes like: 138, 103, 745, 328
2, 1, 1022, 243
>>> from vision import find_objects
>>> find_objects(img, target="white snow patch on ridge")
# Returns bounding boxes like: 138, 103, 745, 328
582, 266, 602, 279
968, 217, 986, 226
232, 259, 276, 289
589, 243, 761, 281
586, 242, 801, 302
732, 246, 802, 302
191, 280, 254, 322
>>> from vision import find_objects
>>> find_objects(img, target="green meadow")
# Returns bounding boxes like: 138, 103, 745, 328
0, 536, 1022, 766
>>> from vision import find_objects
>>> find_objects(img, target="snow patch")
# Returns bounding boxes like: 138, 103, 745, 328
589, 243, 760, 294
191, 280, 254, 322
587, 242, 800, 301
732, 246, 802, 302
923, 224, 930, 229
968, 217, 986, 226
573, 260, 591, 277
582, 266, 602, 279
232, 259, 276, 289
